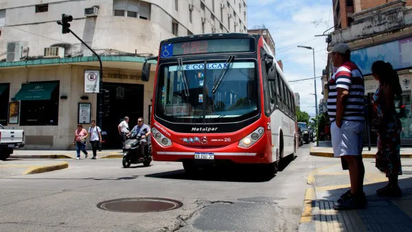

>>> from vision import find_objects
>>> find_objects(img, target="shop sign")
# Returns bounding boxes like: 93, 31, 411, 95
84, 70, 100, 93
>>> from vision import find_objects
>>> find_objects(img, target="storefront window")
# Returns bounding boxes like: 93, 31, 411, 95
0, 83, 10, 125
400, 90, 412, 140
17, 81, 59, 126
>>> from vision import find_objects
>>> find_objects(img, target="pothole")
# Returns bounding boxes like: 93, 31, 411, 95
97, 197, 183, 213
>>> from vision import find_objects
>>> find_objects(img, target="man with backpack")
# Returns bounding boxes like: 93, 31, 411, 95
88, 120, 102, 159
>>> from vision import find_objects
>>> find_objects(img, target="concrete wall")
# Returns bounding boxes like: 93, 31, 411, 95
0, 64, 154, 149
0, 0, 248, 60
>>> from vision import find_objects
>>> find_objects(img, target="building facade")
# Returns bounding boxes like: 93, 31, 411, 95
247, 28, 275, 55
333, 0, 412, 30
327, 0, 412, 145
0, 0, 248, 149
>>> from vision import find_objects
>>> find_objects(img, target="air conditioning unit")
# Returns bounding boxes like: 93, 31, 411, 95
44, 47, 65, 58
212, 27, 216, 33
85, 6, 99, 17
201, 17, 206, 24
220, 3, 225, 8
234, 22, 238, 26
6, 42, 23, 62
189, 4, 194, 11
228, 13, 232, 18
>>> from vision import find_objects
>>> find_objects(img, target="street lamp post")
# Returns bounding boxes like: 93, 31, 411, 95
297, 45, 318, 117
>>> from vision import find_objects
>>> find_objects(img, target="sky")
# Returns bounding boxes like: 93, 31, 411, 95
247, 0, 333, 118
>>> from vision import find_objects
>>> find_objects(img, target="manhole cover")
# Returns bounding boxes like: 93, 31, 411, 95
97, 197, 183, 213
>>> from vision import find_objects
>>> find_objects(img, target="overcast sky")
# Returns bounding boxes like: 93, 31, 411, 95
248, 0, 333, 118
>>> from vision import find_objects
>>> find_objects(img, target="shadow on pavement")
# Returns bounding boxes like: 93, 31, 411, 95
145, 154, 296, 183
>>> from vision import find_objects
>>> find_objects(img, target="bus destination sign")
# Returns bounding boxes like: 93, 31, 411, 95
160, 39, 253, 58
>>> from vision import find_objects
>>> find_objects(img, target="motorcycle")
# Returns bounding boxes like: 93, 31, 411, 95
122, 132, 152, 168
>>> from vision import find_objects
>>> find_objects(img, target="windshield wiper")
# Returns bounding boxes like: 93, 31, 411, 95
212, 56, 235, 94
178, 58, 190, 97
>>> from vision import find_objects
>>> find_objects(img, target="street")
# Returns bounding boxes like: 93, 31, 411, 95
0, 144, 336, 232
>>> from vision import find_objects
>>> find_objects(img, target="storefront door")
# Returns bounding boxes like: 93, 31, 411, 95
101, 83, 144, 149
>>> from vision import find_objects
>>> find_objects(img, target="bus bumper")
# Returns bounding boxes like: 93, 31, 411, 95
152, 133, 273, 164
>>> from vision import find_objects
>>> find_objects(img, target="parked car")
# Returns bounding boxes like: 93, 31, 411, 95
0, 124, 25, 160
297, 127, 303, 146
298, 122, 314, 144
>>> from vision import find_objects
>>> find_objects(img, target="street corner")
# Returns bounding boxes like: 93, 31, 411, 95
23, 161, 69, 174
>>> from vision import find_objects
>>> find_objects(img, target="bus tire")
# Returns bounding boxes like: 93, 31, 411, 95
183, 160, 199, 175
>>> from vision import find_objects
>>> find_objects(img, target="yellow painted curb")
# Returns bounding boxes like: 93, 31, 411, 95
300, 188, 315, 223
11, 154, 73, 159
23, 162, 69, 175
100, 154, 123, 159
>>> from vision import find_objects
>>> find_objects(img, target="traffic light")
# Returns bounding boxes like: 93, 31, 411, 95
61, 14, 73, 34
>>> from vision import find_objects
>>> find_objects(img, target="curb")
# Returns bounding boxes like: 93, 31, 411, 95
300, 188, 315, 223
100, 154, 123, 159
310, 148, 412, 158
11, 154, 73, 159
23, 162, 69, 174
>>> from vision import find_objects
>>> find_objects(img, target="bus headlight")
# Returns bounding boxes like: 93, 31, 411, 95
238, 127, 265, 148
152, 127, 172, 147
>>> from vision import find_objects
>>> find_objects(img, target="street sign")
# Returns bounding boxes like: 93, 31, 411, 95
84, 70, 100, 93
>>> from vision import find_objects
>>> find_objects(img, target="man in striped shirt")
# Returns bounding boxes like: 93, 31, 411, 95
327, 43, 366, 210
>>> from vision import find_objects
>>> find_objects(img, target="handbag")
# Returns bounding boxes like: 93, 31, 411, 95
371, 117, 382, 132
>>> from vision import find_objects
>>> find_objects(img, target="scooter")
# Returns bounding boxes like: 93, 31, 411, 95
122, 132, 152, 168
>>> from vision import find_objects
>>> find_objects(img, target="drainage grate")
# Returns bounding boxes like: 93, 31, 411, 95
97, 197, 183, 213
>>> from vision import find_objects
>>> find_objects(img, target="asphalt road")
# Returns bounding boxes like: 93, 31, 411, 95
0, 144, 337, 232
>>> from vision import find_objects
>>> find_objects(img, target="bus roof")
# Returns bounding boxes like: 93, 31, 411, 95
160, 33, 259, 44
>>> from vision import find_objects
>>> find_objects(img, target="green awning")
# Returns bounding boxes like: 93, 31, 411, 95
15, 82, 58, 101
0, 84, 7, 96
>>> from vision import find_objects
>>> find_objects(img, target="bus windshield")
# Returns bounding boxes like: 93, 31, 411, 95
155, 61, 259, 123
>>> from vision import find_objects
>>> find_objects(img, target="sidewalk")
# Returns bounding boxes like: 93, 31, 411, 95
10, 149, 123, 159
299, 158, 412, 232
310, 146, 412, 158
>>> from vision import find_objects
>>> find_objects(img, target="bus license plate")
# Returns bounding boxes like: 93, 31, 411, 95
194, 153, 214, 160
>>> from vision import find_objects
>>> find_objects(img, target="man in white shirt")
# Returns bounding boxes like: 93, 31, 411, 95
88, 120, 102, 159
118, 116, 130, 147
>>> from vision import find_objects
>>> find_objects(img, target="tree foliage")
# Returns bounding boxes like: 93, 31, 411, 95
296, 107, 310, 123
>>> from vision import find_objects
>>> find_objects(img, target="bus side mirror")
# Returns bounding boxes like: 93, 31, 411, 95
268, 66, 277, 81
141, 61, 151, 82
265, 54, 274, 69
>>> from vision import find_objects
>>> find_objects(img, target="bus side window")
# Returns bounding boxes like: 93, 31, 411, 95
268, 66, 277, 111
260, 48, 272, 116
278, 78, 284, 110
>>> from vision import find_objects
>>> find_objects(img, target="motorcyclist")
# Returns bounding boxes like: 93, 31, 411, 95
127, 117, 151, 156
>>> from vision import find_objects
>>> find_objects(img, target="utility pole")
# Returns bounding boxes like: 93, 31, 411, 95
58, 14, 104, 129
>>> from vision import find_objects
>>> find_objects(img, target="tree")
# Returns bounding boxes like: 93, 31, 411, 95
296, 107, 310, 123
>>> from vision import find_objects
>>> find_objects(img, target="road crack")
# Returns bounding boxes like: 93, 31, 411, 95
160, 199, 234, 232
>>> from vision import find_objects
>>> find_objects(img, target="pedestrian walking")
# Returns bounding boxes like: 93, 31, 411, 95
327, 43, 367, 210
371, 61, 403, 197
118, 116, 130, 147
73, 124, 88, 160
88, 120, 102, 159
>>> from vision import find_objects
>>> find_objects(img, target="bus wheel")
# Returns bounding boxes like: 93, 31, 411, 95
183, 160, 199, 175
